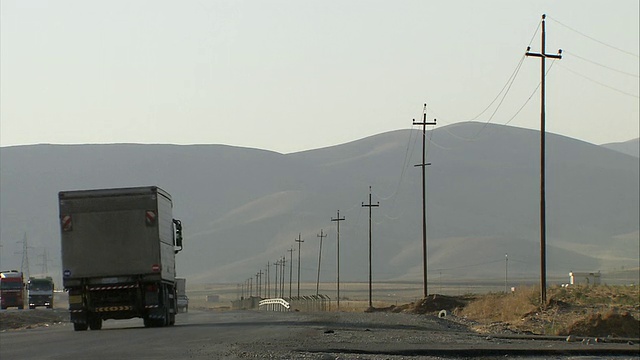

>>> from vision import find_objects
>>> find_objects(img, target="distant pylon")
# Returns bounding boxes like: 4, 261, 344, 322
15, 233, 32, 279
38, 248, 51, 276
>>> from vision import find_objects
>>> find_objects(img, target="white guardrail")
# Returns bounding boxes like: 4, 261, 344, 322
258, 298, 290, 311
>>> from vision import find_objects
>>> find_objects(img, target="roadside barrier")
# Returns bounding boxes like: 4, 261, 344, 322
233, 294, 332, 312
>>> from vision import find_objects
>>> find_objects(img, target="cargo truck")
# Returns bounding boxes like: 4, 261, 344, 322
28, 277, 54, 309
59, 186, 184, 331
0, 270, 25, 310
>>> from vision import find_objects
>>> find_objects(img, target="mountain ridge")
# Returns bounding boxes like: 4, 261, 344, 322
0, 122, 637, 287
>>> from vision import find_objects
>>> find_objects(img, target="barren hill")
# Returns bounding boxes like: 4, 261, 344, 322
0, 122, 638, 286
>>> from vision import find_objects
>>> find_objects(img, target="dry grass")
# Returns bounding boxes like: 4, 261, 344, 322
455, 284, 640, 337
455, 287, 539, 323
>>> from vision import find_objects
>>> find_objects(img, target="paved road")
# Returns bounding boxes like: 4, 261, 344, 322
1, 309, 638, 359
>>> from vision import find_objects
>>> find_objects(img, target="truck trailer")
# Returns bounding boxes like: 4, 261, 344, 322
28, 277, 54, 309
59, 186, 183, 331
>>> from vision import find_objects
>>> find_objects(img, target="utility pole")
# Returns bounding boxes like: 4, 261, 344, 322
274, 260, 280, 298
249, 277, 253, 297
505, 253, 509, 293
331, 210, 345, 310
525, 13, 562, 306
295, 233, 304, 297
287, 248, 295, 298
255, 272, 259, 298
280, 256, 286, 298
362, 186, 379, 309
413, 104, 436, 299
266, 262, 270, 298
316, 229, 327, 296
258, 270, 264, 298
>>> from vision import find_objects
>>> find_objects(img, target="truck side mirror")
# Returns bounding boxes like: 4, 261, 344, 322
173, 219, 183, 254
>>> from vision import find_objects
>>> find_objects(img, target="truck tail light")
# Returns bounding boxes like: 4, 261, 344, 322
145, 210, 157, 226
61, 215, 73, 232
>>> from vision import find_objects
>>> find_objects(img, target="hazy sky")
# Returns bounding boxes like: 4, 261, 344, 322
1, 1, 638, 153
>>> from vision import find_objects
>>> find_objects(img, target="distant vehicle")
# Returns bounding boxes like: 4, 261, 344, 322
59, 186, 184, 331
176, 278, 188, 313
28, 277, 54, 309
0, 270, 25, 310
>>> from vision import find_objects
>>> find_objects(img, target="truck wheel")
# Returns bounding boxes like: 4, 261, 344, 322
74, 322, 89, 331
18, 305, 24, 310
163, 308, 170, 327
29, 305, 35, 310
89, 317, 102, 330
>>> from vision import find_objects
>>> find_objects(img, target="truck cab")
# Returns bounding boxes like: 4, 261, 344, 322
0, 270, 25, 310
28, 277, 55, 309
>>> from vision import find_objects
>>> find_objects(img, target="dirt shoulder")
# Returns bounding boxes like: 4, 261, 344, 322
2, 285, 638, 341
0, 309, 67, 331
388, 285, 639, 339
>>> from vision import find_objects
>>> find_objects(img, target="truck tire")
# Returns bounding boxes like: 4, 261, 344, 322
29, 305, 35, 310
163, 307, 170, 327
18, 305, 24, 310
144, 314, 163, 328
89, 317, 102, 330
74, 322, 89, 331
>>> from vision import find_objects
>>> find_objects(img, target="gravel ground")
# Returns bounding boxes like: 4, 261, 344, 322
0, 308, 67, 331
2, 308, 638, 359
215, 311, 640, 359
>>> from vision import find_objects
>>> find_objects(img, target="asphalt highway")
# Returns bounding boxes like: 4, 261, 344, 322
1, 309, 638, 359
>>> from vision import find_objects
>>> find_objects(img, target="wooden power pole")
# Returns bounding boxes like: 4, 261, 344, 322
295, 233, 304, 297
413, 104, 436, 299
525, 14, 562, 306
331, 210, 345, 309
316, 229, 326, 296
362, 186, 379, 309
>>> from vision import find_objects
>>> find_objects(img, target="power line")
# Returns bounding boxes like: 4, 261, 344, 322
466, 18, 541, 124
564, 50, 639, 78
432, 259, 504, 272
504, 61, 558, 127
469, 56, 527, 123
557, 63, 639, 98
548, 15, 639, 58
